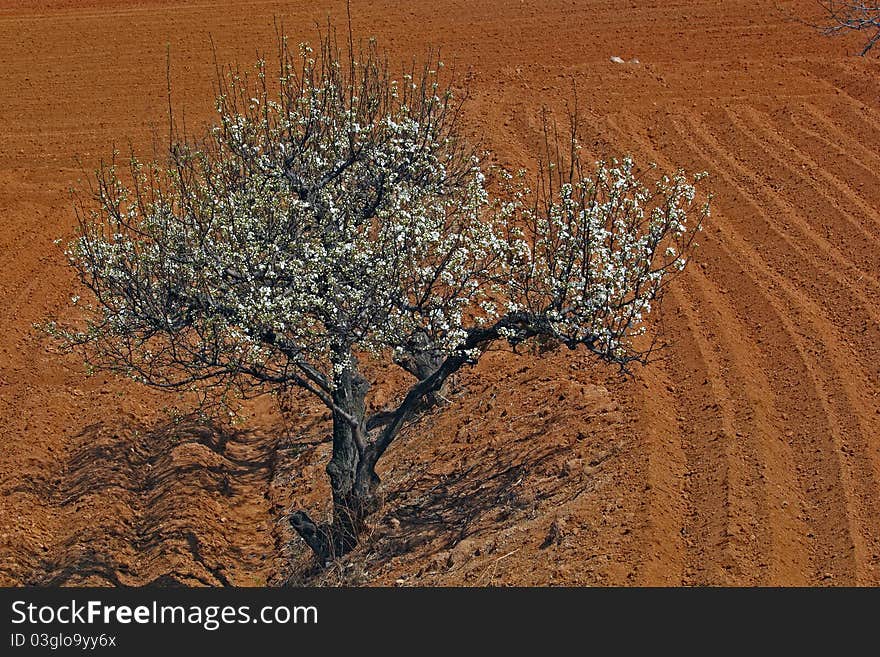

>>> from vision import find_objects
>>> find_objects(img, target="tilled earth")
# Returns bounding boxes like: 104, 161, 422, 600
1, 0, 878, 586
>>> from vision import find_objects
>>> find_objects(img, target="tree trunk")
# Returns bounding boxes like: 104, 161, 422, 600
289, 357, 381, 563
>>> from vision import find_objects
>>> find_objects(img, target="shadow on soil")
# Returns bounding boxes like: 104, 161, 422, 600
23, 414, 280, 586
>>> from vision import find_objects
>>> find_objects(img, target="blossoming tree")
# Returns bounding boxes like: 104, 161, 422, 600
54, 33, 708, 562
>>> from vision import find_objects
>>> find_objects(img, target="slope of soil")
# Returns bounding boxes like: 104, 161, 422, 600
1, 0, 878, 586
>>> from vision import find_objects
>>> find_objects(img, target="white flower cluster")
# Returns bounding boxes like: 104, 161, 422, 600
495, 158, 708, 365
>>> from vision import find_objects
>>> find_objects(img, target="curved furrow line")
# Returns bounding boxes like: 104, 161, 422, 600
670, 281, 779, 585
667, 113, 875, 582
805, 60, 880, 124
695, 226, 877, 584
676, 264, 814, 585
791, 58, 880, 117
686, 107, 880, 363
795, 102, 880, 211
654, 284, 734, 584
798, 372, 880, 584
598, 113, 774, 584
728, 104, 880, 258
602, 112, 813, 584
676, 108, 879, 378
575, 112, 726, 584
706, 109, 880, 296
624, 366, 688, 585
667, 289, 734, 585
745, 104, 880, 580
697, 238, 870, 583
602, 107, 860, 310
805, 99, 880, 181
683, 253, 816, 584
680, 113, 880, 370
605, 109, 862, 582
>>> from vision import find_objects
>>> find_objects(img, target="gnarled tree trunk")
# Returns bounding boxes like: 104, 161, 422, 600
289, 358, 382, 563
288, 336, 474, 563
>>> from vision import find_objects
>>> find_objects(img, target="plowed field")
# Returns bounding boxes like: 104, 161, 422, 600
1, 0, 878, 586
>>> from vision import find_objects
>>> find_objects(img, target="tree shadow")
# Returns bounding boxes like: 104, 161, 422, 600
375, 433, 585, 558
282, 423, 602, 586
25, 414, 282, 587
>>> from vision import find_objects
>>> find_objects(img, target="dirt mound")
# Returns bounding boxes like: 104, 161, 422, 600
8, 415, 279, 586
1, 0, 878, 586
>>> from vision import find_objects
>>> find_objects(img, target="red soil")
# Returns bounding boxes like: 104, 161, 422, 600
1, 0, 878, 586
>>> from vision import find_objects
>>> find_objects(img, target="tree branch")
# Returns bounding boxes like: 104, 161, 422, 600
363, 312, 532, 463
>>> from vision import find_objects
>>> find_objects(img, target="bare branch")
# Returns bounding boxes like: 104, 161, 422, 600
796, 1, 880, 55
